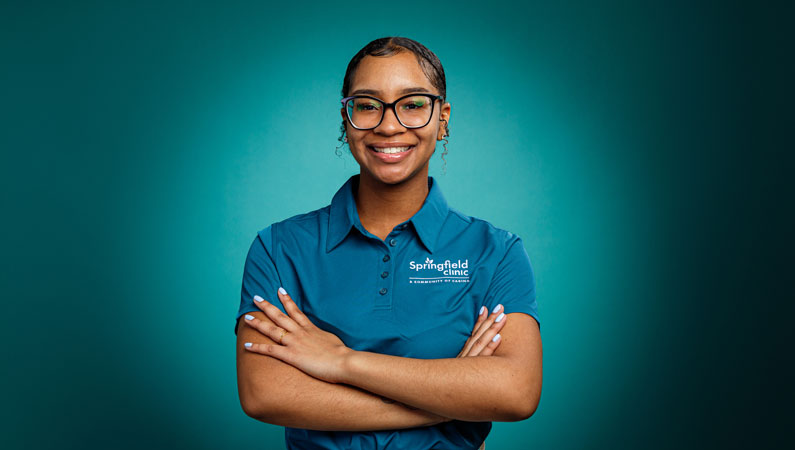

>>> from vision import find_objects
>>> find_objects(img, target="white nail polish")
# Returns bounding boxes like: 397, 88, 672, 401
254, 295, 264, 303
245, 314, 254, 321
492, 304, 502, 314
244, 342, 252, 348
278, 287, 287, 295
492, 334, 501, 342
479, 306, 486, 315
496, 312, 505, 322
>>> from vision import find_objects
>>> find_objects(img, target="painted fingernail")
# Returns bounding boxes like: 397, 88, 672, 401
495, 312, 505, 323
492, 304, 503, 314
244, 342, 252, 348
492, 333, 501, 343
479, 306, 486, 316
244, 314, 254, 321
278, 287, 287, 295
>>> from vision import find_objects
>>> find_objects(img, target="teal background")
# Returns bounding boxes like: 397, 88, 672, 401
2, 1, 789, 449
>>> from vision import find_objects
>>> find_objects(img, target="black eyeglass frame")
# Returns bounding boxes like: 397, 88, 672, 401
341, 93, 445, 130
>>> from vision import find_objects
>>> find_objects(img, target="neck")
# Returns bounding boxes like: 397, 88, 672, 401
354, 170, 430, 240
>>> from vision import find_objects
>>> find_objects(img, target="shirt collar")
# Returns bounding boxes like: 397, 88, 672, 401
326, 174, 450, 254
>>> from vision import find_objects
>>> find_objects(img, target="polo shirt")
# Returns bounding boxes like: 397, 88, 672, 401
236, 174, 539, 450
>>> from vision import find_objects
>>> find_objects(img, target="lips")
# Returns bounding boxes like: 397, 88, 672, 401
367, 144, 415, 163
370, 146, 412, 154
369, 143, 415, 152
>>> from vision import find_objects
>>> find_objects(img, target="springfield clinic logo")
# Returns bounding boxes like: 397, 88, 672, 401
408, 257, 470, 284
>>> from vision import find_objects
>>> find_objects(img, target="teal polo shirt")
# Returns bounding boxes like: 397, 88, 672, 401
236, 174, 539, 450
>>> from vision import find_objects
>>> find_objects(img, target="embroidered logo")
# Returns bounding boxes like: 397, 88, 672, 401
408, 258, 470, 284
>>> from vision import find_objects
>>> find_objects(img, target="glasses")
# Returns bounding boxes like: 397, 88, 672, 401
341, 93, 444, 130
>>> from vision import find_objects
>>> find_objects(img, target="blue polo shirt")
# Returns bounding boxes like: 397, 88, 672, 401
236, 174, 539, 450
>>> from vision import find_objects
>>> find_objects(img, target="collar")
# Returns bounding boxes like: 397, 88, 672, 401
326, 174, 450, 254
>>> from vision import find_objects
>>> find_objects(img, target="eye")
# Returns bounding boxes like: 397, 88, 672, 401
354, 100, 381, 112
399, 96, 429, 111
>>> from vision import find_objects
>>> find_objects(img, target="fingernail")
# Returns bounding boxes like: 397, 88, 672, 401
278, 287, 287, 295
492, 334, 501, 343
492, 304, 503, 314
244, 314, 254, 321
479, 306, 486, 316
254, 295, 264, 303
244, 342, 252, 348
495, 312, 505, 322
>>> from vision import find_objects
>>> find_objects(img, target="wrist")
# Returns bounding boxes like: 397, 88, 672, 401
336, 347, 359, 385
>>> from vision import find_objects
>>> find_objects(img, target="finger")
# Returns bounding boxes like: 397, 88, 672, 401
469, 311, 507, 356
471, 304, 503, 340
243, 340, 291, 363
471, 305, 488, 333
243, 313, 289, 343
277, 287, 314, 328
479, 333, 502, 357
253, 295, 300, 332
460, 304, 504, 356
458, 306, 488, 357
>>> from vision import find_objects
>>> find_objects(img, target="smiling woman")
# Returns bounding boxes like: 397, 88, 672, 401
235, 36, 542, 450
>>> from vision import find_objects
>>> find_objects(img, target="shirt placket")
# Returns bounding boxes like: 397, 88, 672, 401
374, 223, 408, 310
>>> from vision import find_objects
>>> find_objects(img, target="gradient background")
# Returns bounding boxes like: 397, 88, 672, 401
2, 1, 790, 449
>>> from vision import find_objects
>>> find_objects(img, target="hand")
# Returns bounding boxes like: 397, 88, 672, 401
456, 304, 507, 357
404, 304, 509, 424
242, 287, 352, 384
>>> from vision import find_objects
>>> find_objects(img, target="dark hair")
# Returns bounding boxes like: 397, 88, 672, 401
341, 37, 447, 99
336, 37, 450, 169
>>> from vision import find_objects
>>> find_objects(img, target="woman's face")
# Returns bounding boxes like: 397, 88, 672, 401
342, 51, 451, 186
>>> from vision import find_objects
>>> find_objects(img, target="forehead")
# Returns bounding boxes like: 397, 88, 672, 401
349, 51, 436, 97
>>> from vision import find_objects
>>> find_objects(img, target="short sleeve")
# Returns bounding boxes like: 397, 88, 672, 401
235, 226, 285, 335
483, 236, 540, 330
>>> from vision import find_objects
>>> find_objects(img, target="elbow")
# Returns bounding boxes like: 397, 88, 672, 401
240, 394, 286, 424
239, 390, 264, 421
507, 381, 541, 422
511, 394, 539, 421
239, 385, 281, 423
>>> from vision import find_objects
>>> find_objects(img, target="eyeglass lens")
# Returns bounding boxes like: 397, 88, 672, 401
346, 95, 434, 129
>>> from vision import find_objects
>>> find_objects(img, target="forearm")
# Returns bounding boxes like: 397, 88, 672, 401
242, 363, 445, 431
340, 351, 528, 422
238, 314, 447, 431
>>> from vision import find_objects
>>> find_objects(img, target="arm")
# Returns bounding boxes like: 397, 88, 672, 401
340, 312, 542, 422
237, 311, 447, 431
238, 298, 509, 430
247, 290, 542, 423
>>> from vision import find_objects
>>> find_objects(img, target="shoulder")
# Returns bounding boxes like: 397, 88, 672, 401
255, 205, 331, 250
445, 206, 524, 253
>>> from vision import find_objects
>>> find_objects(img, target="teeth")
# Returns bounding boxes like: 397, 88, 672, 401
372, 146, 411, 154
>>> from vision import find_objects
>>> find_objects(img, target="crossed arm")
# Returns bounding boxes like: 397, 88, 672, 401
236, 289, 542, 430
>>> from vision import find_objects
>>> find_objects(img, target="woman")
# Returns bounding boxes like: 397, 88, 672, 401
235, 37, 542, 450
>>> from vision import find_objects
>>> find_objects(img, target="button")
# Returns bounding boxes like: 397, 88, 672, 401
389, 238, 397, 247
379, 287, 388, 295
382, 254, 390, 262
381, 271, 389, 278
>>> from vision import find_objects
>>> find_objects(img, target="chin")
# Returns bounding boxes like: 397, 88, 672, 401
369, 165, 428, 186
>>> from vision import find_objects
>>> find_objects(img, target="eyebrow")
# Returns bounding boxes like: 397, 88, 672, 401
349, 87, 434, 96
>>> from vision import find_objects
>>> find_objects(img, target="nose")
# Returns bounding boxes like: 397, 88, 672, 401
374, 105, 406, 135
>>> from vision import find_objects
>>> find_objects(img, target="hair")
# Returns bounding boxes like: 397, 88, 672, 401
336, 37, 450, 172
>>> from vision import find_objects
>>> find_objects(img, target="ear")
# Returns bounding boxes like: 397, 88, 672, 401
437, 102, 451, 141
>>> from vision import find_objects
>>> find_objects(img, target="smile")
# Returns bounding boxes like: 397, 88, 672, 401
370, 146, 413, 154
